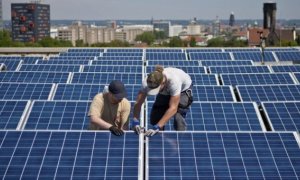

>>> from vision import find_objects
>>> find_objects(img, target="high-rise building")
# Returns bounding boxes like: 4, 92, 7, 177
229, 12, 235, 27
11, 2, 50, 42
153, 20, 171, 37
0, 0, 3, 30
263, 2, 277, 31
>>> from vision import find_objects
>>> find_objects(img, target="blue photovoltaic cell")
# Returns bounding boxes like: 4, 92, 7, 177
68, 48, 104, 53
294, 73, 300, 83
0, 131, 139, 179
221, 73, 295, 86
0, 59, 22, 71
146, 66, 206, 74
0, 83, 53, 100
262, 102, 300, 131
49, 56, 93, 60
36, 60, 90, 65
97, 56, 142, 61
0, 100, 28, 129
147, 60, 200, 66
209, 66, 270, 74
201, 60, 253, 66
146, 49, 182, 53
19, 64, 81, 72
82, 65, 142, 73
265, 47, 299, 51
186, 48, 222, 53
275, 51, 300, 61
147, 102, 263, 131
237, 85, 300, 102
189, 52, 232, 60
60, 52, 100, 57
190, 74, 218, 85
232, 52, 276, 62
107, 48, 142, 52
271, 65, 300, 73
71, 73, 142, 84
53, 84, 140, 101
0, 56, 41, 64
146, 53, 186, 60
0, 72, 70, 83
24, 101, 91, 130
147, 85, 235, 102
148, 132, 300, 179
102, 52, 143, 57
224, 48, 260, 52
92, 60, 143, 66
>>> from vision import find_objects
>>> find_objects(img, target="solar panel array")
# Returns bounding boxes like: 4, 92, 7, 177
1, 47, 300, 179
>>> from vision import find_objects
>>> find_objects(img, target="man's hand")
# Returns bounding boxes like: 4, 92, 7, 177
145, 124, 160, 137
130, 119, 142, 135
109, 126, 124, 136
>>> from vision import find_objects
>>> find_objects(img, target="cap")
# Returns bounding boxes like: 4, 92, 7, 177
146, 71, 163, 95
108, 80, 127, 100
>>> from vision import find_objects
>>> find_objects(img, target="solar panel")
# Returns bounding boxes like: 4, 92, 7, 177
97, 56, 142, 61
232, 52, 276, 62
107, 48, 143, 52
146, 85, 235, 102
60, 52, 100, 57
53, 84, 140, 101
146, 66, 206, 74
0, 83, 53, 100
262, 101, 300, 131
147, 132, 300, 179
186, 48, 222, 53
190, 74, 218, 85
49, 56, 94, 60
68, 48, 104, 53
19, 64, 81, 72
82, 65, 142, 73
209, 66, 271, 74
0, 131, 139, 179
71, 73, 142, 84
0, 100, 29, 129
237, 85, 300, 103
146, 53, 186, 60
0, 59, 22, 71
102, 52, 143, 57
294, 73, 300, 83
146, 102, 264, 131
146, 49, 182, 53
189, 52, 232, 60
36, 60, 90, 65
224, 48, 260, 52
271, 65, 300, 73
92, 60, 143, 66
147, 60, 200, 66
266, 47, 299, 51
221, 73, 295, 86
0, 72, 70, 83
200, 60, 253, 66
275, 51, 300, 61
24, 101, 91, 130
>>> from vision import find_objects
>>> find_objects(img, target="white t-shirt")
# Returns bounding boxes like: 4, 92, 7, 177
141, 67, 192, 96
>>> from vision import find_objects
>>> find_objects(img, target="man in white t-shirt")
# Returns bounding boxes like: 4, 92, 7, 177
131, 65, 193, 136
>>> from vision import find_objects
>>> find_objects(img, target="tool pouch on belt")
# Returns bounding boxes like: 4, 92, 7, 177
178, 89, 193, 109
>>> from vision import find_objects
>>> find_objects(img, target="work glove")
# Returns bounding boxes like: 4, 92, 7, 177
109, 126, 124, 136
145, 124, 160, 137
130, 119, 142, 135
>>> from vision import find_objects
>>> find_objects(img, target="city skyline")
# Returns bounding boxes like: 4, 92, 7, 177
2, 0, 300, 20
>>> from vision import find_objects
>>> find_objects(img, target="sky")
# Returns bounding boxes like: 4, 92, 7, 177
2, 0, 300, 20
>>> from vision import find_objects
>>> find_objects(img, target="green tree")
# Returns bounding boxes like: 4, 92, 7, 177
0, 30, 13, 47
153, 30, 167, 40
207, 37, 225, 47
169, 37, 183, 47
189, 37, 197, 47
296, 35, 300, 45
135, 32, 155, 45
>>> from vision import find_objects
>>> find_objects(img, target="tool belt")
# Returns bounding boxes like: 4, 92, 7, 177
178, 85, 193, 109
